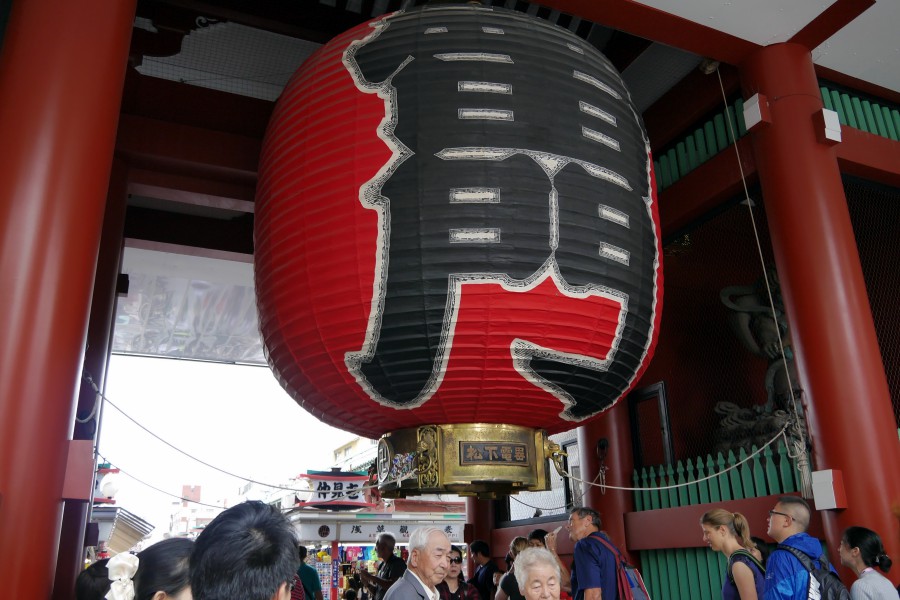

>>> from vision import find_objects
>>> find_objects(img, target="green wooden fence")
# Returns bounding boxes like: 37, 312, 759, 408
631, 439, 802, 600
653, 84, 900, 193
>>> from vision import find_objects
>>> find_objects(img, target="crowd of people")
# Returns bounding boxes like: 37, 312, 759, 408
701, 496, 897, 600
75, 498, 897, 600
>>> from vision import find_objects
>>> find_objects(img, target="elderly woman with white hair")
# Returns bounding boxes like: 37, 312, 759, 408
514, 548, 561, 600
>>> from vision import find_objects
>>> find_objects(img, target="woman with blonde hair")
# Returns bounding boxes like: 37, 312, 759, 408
700, 509, 765, 600
495, 537, 529, 600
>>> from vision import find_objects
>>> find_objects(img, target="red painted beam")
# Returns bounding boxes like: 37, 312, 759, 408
121, 69, 273, 140
128, 171, 256, 211
644, 65, 740, 153
624, 494, 825, 551
535, 0, 759, 66
790, 0, 875, 50
128, 176, 254, 213
836, 127, 900, 187
115, 113, 261, 183
658, 137, 758, 237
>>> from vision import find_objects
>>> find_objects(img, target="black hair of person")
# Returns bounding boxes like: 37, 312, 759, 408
75, 558, 110, 600
134, 538, 194, 600
191, 501, 299, 600
843, 526, 893, 572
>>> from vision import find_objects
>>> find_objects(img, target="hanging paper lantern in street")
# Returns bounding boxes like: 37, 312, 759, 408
255, 5, 662, 495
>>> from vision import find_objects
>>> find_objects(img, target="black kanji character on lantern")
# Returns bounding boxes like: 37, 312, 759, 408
345, 7, 658, 419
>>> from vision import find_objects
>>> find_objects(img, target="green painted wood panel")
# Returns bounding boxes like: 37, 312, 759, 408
727, 449, 744, 499
871, 103, 889, 137
821, 87, 834, 111
685, 136, 699, 172
686, 458, 700, 505
841, 94, 859, 129
657, 156, 671, 189
664, 549, 680, 599
666, 464, 679, 508
829, 91, 846, 125
881, 106, 898, 140
676, 461, 689, 506
676, 142, 689, 177
750, 445, 767, 497
861, 100, 879, 134
717, 453, 732, 501
703, 121, 718, 157
694, 129, 709, 164
713, 114, 728, 151
776, 440, 796, 493
697, 457, 711, 504
851, 97, 868, 132
725, 106, 739, 144
658, 465, 671, 509
666, 148, 679, 182
763, 443, 781, 494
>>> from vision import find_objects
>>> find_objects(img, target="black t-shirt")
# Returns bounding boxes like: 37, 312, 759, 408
375, 555, 408, 600
468, 561, 499, 600
500, 571, 525, 600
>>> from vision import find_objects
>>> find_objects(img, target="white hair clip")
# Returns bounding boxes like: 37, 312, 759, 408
106, 552, 139, 600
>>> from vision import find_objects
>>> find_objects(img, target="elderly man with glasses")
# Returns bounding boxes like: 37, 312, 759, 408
763, 495, 839, 600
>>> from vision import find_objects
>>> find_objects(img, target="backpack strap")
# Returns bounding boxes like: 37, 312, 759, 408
727, 549, 765, 584
776, 545, 817, 600
775, 544, 834, 572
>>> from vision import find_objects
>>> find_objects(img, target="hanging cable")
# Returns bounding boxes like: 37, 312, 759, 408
97, 453, 228, 510
513, 419, 792, 512
714, 67, 813, 498
87, 373, 415, 497
74, 372, 102, 423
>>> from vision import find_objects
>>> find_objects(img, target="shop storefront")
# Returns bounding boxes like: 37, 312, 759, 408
291, 513, 466, 600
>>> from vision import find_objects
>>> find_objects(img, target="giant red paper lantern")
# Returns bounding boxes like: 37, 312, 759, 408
255, 5, 663, 441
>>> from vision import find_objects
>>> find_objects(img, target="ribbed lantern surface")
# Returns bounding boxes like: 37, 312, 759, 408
255, 5, 663, 439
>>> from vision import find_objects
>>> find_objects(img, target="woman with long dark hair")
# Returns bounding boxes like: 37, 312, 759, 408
839, 526, 895, 600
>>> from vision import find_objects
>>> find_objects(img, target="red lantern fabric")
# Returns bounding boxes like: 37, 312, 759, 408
255, 5, 663, 439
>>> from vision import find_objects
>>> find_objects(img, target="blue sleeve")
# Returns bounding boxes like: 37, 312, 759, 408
763, 550, 807, 600
573, 538, 617, 599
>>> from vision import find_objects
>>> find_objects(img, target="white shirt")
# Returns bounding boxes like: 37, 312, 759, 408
409, 570, 439, 600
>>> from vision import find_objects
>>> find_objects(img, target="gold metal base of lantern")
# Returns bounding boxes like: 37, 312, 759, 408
376, 423, 565, 499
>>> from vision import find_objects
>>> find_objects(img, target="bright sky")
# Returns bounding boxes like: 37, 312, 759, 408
99, 354, 358, 539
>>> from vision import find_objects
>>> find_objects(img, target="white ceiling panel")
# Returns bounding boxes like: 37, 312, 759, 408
813, 1, 900, 93
630, 0, 839, 45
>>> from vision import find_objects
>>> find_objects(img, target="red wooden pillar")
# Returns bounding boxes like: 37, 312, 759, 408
0, 0, 135, 596
466, 496, 496, 569
577, 400, 636, 557
52, 159, 129, 598
740, 42, 900, 580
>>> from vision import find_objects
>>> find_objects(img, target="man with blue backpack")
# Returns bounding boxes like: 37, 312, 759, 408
567, 506, 651, 600
567, 506, 620, 600
764, 496, 850, 600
